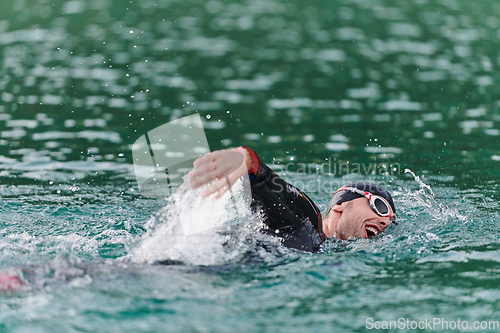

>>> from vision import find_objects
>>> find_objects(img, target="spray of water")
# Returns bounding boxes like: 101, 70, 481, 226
130, 176, 266, 265
404, 169, 435, 198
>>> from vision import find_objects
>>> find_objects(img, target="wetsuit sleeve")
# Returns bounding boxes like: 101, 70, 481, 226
240, 147, 325, 252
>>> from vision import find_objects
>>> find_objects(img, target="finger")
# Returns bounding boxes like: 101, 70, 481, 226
204, 173, 240, 199
192, 152, 213, 167
214, 152, 245, 171
187, 161, 213, 180
200, 177, 227, 198
189, 152, 233, 182
189, 168, 219, 189
211, 157, 245, 180
200, 174, 235, 198
214, 184, 230, 199
189, 151, 223, 180
214, 176, 234, 198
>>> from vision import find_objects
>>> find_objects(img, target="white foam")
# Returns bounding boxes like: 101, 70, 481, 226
326, 142, 349, 151
340, 114, 361, 122
268, 98, 313, 109
1, 129, 27, 138
153, 76, 196, 89
32, 130, 122, 143
347, 84, 380, 99
466, 108, 487, 118
303, 135, 314, 142
477, 76, 493, 86
267, 136, 281, 143
41, 95, 63, 105
201, 120, 226, 129
108, 98, 128, 108
316, 49, 345, 62
62, 1, 86, 14
485, 129, 500, 136
365, 146, 402, 154
336, 27, 365, 40
6, 119, 38, 128
422, 113, 443, 121
0, 29, 64, 45
77, 130, 122, 143
459, 120, 478, 134
132, 176, 254, 265
389, 23, 422, 37
243, 133, 260, 141
417, 71, 446, 82
329, 134, 348, 142
2, 92, 13, 102
383, 100, 422, 111
180, 37, 235, 56
226, 77, 273, 90
32, 131, 75, 140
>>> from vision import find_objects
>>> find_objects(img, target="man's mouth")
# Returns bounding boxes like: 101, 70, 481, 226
365, 225, 380, 238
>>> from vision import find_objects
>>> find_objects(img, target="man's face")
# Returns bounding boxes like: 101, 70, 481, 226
329, 197, 393, 240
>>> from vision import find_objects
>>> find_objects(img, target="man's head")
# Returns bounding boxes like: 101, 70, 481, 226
322, 182, 396, 240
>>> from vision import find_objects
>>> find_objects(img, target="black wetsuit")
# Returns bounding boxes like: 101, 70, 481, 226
244, 147, 326, 252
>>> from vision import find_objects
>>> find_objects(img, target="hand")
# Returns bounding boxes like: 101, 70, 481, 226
187, 147, 251, 198
0, 273, 23, 292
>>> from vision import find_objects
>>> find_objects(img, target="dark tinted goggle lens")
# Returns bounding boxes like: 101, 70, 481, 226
373, 197, 389, 215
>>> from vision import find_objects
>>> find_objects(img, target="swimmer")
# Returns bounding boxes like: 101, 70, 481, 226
188, 147, 396, 252
0, 147, 396, 291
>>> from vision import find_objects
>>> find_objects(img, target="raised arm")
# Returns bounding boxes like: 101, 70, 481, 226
188, 147, 325, 251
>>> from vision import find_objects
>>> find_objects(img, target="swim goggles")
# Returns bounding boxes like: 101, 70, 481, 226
333, 187, 397, 224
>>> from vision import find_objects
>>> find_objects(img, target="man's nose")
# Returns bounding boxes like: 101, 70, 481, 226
377, 216, 391, 229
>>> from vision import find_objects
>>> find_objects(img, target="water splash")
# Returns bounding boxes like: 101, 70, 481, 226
405, 168, 435, 198
403, 169, 465, 221
130, 176, 264, 265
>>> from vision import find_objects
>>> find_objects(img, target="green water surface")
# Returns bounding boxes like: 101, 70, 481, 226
1, 0, 500, 332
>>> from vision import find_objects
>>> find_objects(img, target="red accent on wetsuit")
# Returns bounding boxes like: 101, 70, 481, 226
240, 146, 259, 175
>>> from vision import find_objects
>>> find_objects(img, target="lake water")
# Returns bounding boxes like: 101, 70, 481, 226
1, 0, 500, 332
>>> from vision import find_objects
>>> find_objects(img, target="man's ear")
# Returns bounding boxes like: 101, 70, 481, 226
323, 203, 345, 238
330, 203, 345, 213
